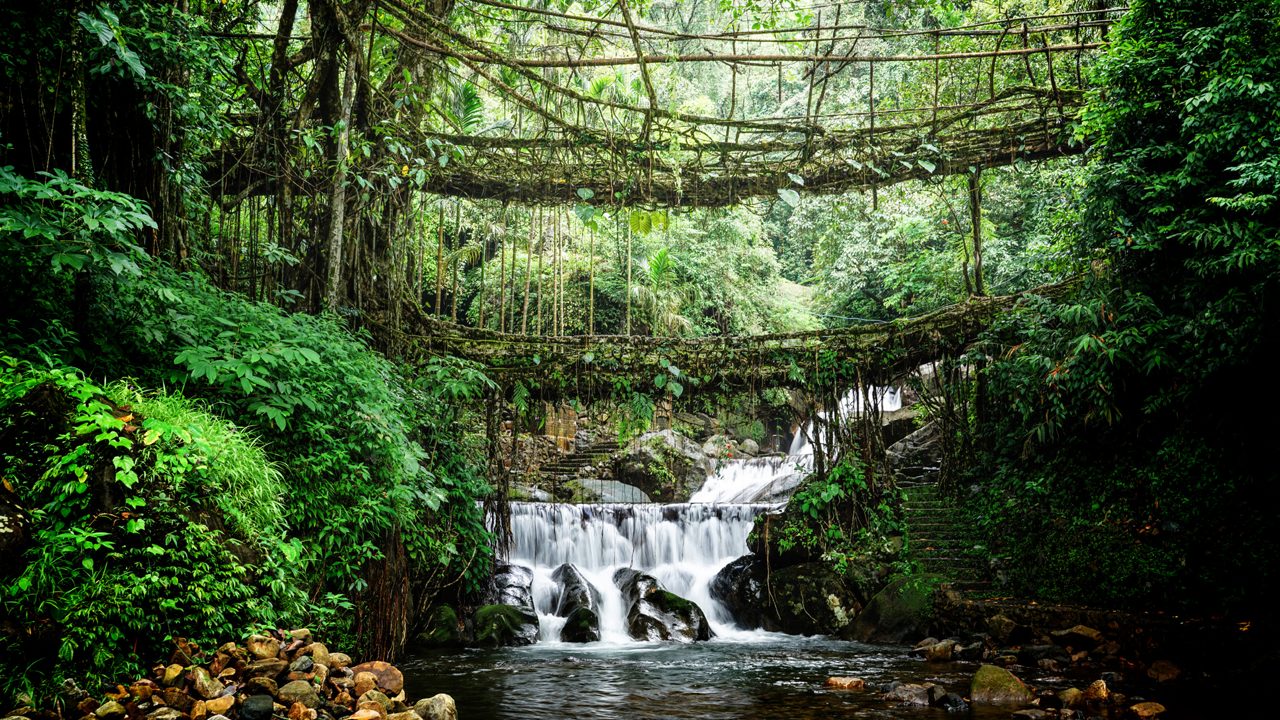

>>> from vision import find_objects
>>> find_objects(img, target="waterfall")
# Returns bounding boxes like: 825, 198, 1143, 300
498, 386, 901, 645
506, 502, 773, 643
691, 385, 901, 504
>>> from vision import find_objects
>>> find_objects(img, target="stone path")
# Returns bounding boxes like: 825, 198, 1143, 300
890, 422, 992, 594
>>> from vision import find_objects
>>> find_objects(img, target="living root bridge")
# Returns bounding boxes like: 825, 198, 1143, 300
399, 279, 1079, 397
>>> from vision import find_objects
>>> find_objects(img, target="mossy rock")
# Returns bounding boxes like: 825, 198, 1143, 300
472, 604, 538, 647
560, 606, 600, 643
970, 664, 1033, 706
764, 562, 859, 637
415, 605, 464, 648
849, 574, 943, 644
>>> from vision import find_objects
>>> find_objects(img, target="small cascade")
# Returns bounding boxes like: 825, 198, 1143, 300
505, 502, 773, 643
692, 386, 901, 504
688, 455, 810, 504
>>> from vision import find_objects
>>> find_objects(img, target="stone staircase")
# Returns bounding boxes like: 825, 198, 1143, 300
890, 422, 992, 594
901, 480, 992, 594
514, 437, 622, 495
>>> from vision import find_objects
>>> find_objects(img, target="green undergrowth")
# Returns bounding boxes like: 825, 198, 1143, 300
1, 168, 496, 701
958, 0, 1280, 617
0, 360, 298, 700
753, 459, 908, 590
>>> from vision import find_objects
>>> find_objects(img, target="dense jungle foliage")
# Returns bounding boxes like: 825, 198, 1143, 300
963, 0, 1280, 613
1, 0, 1277, 706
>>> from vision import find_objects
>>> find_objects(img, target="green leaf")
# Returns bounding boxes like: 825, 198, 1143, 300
918, 159, 937, 174
576, 187, 595, 200
787, 172, 805, 186
629, 210, 652, 235
777, 188, 800, 207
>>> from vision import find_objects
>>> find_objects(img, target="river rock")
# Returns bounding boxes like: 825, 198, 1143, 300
354, 672, 378, 697
290, 656, 314, 674
825, 677, 865, 689
1018, 644, 1071, 666
190, 667, 224, 699
613, 429, 715, 502
146, 709, 184, 720
1058, 687, 1084, 708
765, 562, 860, 637
970, 664, 1033, 706
415, 606, 463, 648
349, 662, 404, 695
247, 634, 281, 661
936, 692, 968, 713
473, 604, 539, 646
162, 664, 185, 687
552, 563, 601, 642
329, 653, 352, 670
924, 639, 956, 662
709, 555, 767, 629
241, 694, 276, 720
552, 563, 602, 616
358, 690, 391, 713
1083, 679, 1109, 703
491, 564, 536, 610
987, 613, 1027, 644
560, 606, 601, 643
710, 556, 862, 636
94, 702, 126, 720
613, 568, 711, 641
245, 677, 278, 696
738, 439, 760, 456
161, 687, 194, 712
413, 694, 457, 720
1051, 624, 1104, 651
850, 575, 943, 644
884, 683, 931, 705
246, 658, 288, 679
277, 680, 321, 708
1129, 701, 1167, 719
204, 695, 234, 716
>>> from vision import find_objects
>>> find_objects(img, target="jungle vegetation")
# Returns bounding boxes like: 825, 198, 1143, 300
0, 0, 1276, 704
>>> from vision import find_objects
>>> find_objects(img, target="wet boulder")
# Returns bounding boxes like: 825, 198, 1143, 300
711, 556, 863, 637
710, 555, 767, 629
560, 607, 601, 643
472, 604, 539, 647
478, 563, 539, 645
970, 664, 1034, 706
552, 564, 601, 643
850, 575, 943, 644
613, 568, 711, 642
491, 564, 536, 610
761, 562, 861, 637
612, 429, 715, 502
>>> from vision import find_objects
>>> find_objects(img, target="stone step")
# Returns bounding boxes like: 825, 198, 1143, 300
907, 517, 968, 525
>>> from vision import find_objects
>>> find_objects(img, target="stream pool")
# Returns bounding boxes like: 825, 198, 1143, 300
405, 633, 1029, 720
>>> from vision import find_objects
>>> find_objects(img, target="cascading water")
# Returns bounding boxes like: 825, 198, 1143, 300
499, 386, 902, 646
506, 502, 773, 642
690, 386, 902, 504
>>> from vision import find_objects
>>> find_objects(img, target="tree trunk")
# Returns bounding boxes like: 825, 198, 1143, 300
969, 168, 985, 296
323, 49, 358, 312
